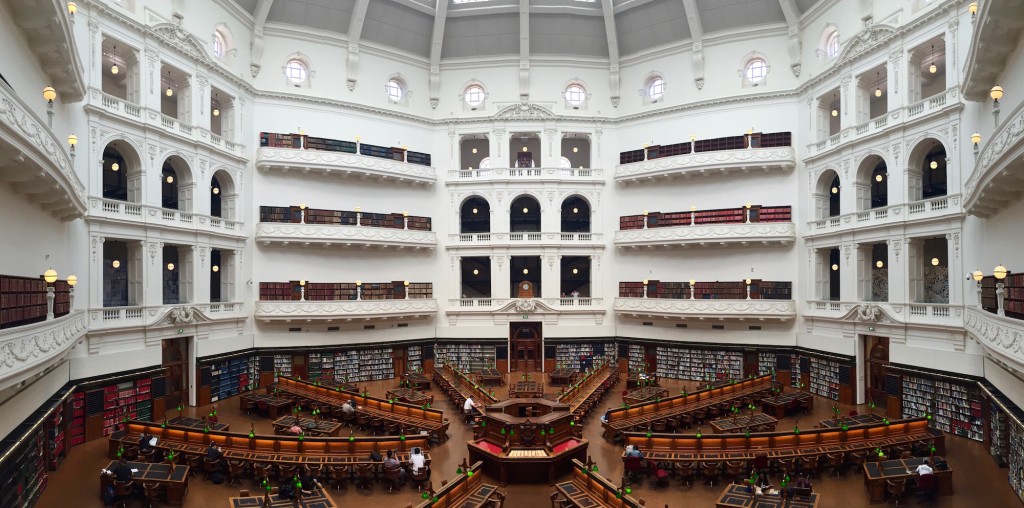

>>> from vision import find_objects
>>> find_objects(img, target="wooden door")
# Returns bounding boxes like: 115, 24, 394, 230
866, 337, 890, 408
510, 323, 541, 373
292, 355, 307, 379
162, 338, 187, 409
743, 352, 759, 378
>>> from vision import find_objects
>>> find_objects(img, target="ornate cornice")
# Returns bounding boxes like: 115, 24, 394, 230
255, 148, 437, 184
0, 311, 87, 389
614, 223, 795, 248
256, 223, 437, 249
254, 299, 439, 322
0, 82, 87, 220
615, 147, 796, 182
964, 100, 1024, 217
964, 307, 1024, 374
613, 298, 796, 321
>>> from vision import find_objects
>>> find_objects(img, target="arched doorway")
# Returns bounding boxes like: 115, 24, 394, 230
510, 322, 541, 373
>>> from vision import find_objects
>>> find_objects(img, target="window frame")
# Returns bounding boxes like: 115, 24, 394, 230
284, 59, 308, 85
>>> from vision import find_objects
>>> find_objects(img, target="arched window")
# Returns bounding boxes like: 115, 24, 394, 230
464, 84, 485, 107
646, 77, 665, 101
284, 59, 308, 85
826, 31, 840, 59
386, 79, 404, 101
212, 31, 226, 58
565, 84, 586, 107
745, 59, 768, 83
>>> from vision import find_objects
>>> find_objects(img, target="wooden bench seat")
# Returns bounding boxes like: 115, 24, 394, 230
553, 459, 643, 508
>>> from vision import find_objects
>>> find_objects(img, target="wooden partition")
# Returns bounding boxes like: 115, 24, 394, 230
111, 421, 430, 467
438, 365, 499, 404
621, 418, 943, 464
414, 461, 496, 508
553, 459, 643, 508
557, 363, 618, 414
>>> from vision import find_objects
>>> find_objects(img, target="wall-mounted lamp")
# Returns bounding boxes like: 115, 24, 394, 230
43, 86, 56, 128
67, 134, 77, 165
971, 132, 982, 157
522, 268, 529, 275
992, 85, 1004, 125
969, 2, 979, 18
831, 264, 839, 271
166, 263, 175, 271
112, 260, 121, 269
212, 265, 219, 272
876, 261, 884, 269
931, 257, 940, 266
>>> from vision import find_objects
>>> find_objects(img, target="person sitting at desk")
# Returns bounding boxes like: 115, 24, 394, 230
409, 447, 426, 474
206, 443, 223, 461
342, 399, 356, 414
298, 469, 323, 495
625, 445, 644, 459
138, 431, 152, 452
464, 396, 481, 416
384, 450, 407, 485
108, 458, 134, 482
785, 473, 811, 498
915, 458, 933, 476
289, 423, 303, 435
601, 407, 612, 424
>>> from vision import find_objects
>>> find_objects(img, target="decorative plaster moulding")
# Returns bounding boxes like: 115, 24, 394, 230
614, 147, 796, 183
614, 222, 795, 248
446, 232, 604, 250
7, 0, 85, 101
613, 298, 796, 322
446, 167, 605, 184
964, 101, 1024, 218
803, 301, 965, 333
444, 298, 606, 326
964, 307, 1024, 374
255, 147, 437, 185
254, 299, 439, 323
256, 223, 437, 249
0, 311, 87, 391
805, 195, 962, 240
88, 303, 246, 334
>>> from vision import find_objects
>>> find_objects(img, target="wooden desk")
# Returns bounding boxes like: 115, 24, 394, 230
166, 416, 229, 432
404, 372, 431, 391
715, 483, 819, 508
862, 456, 953, 504
553, 459, 642, 508
622, 387, 668, 406
761, 392, 812, 419
709, 413, 778, 433
414, 461, 499, 508
386, 387, 433, 406
820, 413, 883, 428
317, 379, 359, 393
478, 368, 503, 386
242, 393, 294, 419
626, 373, 657, 389
510, 380, 544, 399
228, 488, 337, 507
549, 368, 576, 385
271, 416, 343, 437
101, 460, 189, 506
557, 364, 618, 416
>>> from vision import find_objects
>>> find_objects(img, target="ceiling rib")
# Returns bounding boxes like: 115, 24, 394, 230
346, 0, 370, 91
778, 0, 803, 78
519, 0, 530, 101
249, 0, 274, 78
600, 0, 621, 108
681, 0, 705, 90
429, 0, 449, 109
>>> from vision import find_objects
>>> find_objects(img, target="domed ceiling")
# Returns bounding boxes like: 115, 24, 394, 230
232, 0, 823, 61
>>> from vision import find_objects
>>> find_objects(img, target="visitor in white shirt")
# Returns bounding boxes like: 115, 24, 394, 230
409, 447, 426, 473
464, 396, 481, 416
915, 459, 933, 475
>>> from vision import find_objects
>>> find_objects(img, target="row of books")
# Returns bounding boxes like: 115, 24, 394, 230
619, 205, 792, 230
618, 131, 792, 164
0, 275, 71, 329
259, 206, 432, 230
258, 281, 433, 301
259, 132, 432, 167
617, 280, 792, 300
435, 343, 495, 372
654, 346, 743, 381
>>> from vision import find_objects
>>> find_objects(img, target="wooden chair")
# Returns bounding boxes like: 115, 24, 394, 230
185, 453, 203, 478
278, 463, 299, 482
725, 460, 747, 484
113, 480, 135, 508
679, 414, 694, 429
143, 482, 162, 508
383, 463, 404, 493
137, 448, 156, 463
356, 414, 370, 431
652, 462, 671, 490
676, 462, 696, 488
826, 452, 845, 478
355, 463, 374, 491
237, 489, 250, 497
203, 457, 221, 480
411, 466, 430, 492
227, 459, 247, 485
799, 398, 812, 415
775, 457, 796, 479
550, 491, 570, 508
329, 464, 350, 491
886, 478, 907, 507
652, 419, 667, 433
489, 488, 507, 507
252, 462, 273, 483
700, 461, 720, 487
624, 455, 645, 486
242, 398, 258, 415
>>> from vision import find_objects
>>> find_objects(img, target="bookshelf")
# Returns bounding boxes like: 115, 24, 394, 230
618, 280, 792, 300
790, 355, 803, 388
758, 352, 777, 376
262, 281, 432, 301
808, 356, 842, 401
407, 346, 423, 372
0, 423, 47, 508
435, 343, 496, 372
69, 391, 85, 447
901, 374, 983, 441
100, 378, 153, 436
332, 348, 395, 382
259, 282, 297, 301
260, 131, 432, 167
0, 275, 48, 329
618, 131, 792, 164
308, 352, 335, 381
654, 346, 742, 381
273, 354, 292, 381
990, 404, 1009, 467
1010, 422, 1024, 500
554, 343, 616, 370
45, 400, 67, 471
208, 354, 259, 402
627, 345, 645, 373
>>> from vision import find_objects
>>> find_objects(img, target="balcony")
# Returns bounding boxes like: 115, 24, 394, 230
254, 298, 439, 323
86, 88, 245, 159
804, 300, 964, 330
962, 0, 1024, 101
255, 147, 437, 185
964, 306, 1024, 374
256, 222, 437, 249
445, 298, 605, 326
446, 232, 603, 249
615, 222, 795, 248
88, 197, 245, 237
87, 302, 246, 334
0, 311, 87, 390
613, 297, 796, 321
805, 195, 962, 238
805, 87, 961, 159
7, 0, 85, 101
964, 101, 1024, 218
446, 167, 604, 184
615, 147, 796, 183
0, 81, 86, 220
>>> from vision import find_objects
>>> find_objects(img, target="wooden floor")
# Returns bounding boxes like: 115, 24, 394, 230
36, 374, 1021, 508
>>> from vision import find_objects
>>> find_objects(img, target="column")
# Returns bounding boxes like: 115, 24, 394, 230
88, 21, 102, 89
194, 74, 210, 131
906, 239, 923, 304
494, 256, 510, 299
887, 49, 904, 110
945, 20, 959, 87
225, 250, 239, 303
840, 76, 854, 131
132, 241, 149, 307
840, 244, 857, 302
490, 127, 505, 168
886, 239, 907, 306
194, 247, 209, 304
91, 236, 105, 308
542, 125, 558, 168
542, 254, 558, 299
143, 50, 161, 112
946, 233, 962, 305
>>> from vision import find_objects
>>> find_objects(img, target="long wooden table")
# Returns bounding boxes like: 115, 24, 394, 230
510, 380, 544, 398
404, 372, 431, 391
557, 364, 618, 416
709, 413, 778, 433
166, 416, 229, 432
622, 386, 668, 406
241, 393, 294, 419
317, 379, 359, 393
862, 456, 953, 503
626, 373, 657, 389
274, 377, 449, 440
549, 368, 576, 385
271, 416, 343, 437
622, 418, 944, 466
553, 458, 643, 508
100, 460, 189, 506
228, 488, 337, 507
111, 421, 431, 471
478, 368, 503, 386
820, 413, 883, 428
386, 387, 433, 406
603, 375, 776, 439
761, 391, 813, 419
414, 461, 499, 508
715, 483, 820, 508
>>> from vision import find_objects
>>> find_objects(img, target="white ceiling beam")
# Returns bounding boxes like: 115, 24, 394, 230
388, 0, 436, 16
447, 5, 603, 17
519, 0, 530, 101
612, 0, 657, 15
600, 0, 621, 108
681, 0, 705, 90
346, 0, 370, 91
778, 0, 803, 77
429, 0, 449, 109
249, 0, 274, 78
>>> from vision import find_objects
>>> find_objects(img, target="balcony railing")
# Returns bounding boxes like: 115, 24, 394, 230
964, 99, 1024, 218
256, 222, 436, 248
613, 297, 796, 321
256, 147, 436, 185
86, 88, 244, 158
805, 87, 961, 159
0, 311, 87, 389
89, 197, 243, 235
448, 298, 602, 309
447, 167, 604, 182
89, 302, 245, 331
804, 300, 963, 328
254, 299, 438, 322
964, 306, 1024, 374
806, 195, 961, 237
447, 232, 603, 248
615, 147, 796, 183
